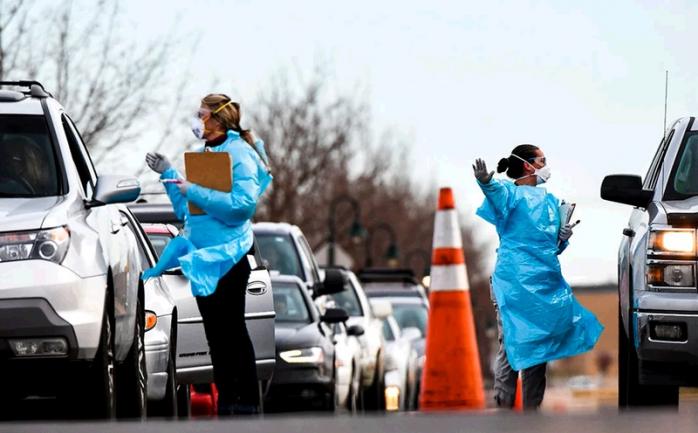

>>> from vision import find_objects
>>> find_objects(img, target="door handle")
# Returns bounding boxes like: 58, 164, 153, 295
111, 222, 121, 234
246, 281, 267, 295
623, 228, 635, 237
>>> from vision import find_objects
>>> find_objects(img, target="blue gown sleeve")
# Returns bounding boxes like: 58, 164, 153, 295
160, 167, 188, 221
185, 150, 260, 225
476, 178, 515, 225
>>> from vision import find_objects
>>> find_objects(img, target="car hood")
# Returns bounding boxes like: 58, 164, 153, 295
0, 197, 61, 231
274, 322, 322, 351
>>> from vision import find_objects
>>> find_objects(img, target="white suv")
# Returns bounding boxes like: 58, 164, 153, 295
0, 81, 146, 419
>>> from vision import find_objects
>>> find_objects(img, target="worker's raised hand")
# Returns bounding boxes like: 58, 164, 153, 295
146, 152, 172, 174
559, 224, 574, 242
473, 158, 494, 184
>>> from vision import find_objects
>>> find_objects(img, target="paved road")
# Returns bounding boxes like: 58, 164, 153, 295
1, 409, 698, 433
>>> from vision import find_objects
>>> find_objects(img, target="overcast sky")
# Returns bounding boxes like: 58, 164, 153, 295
117, 0, 698, 285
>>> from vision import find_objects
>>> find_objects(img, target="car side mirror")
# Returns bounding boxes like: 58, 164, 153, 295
370, 299, 393, 319
600, 174, 653, 208
313, 268, 346, 299
347, 324, 365, 337
89, 175, 141, 207
321, 307, 349, 324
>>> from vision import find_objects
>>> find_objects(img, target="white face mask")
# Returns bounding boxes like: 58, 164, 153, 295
511, 154, 551, 184
191, 117, 205, 140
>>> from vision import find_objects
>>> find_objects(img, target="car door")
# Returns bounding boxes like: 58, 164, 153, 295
61, 113, 137, 358
620, 130, 673, 333
173, 246, 275, 383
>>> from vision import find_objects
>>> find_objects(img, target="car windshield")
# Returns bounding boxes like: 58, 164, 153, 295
145, 233, 172, 258
328, 279, 363, 316
273, 282, 311, 323
256, 233, 304, 279
669, 133, 698, 198
391, 303, 428, 337
0, 115, 60, 197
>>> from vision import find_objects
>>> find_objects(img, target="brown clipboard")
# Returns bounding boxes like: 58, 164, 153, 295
184, 151, 232, 215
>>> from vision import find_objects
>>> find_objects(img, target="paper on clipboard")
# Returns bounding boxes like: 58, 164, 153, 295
559, 200, 576, 226
184, 151, 232, 215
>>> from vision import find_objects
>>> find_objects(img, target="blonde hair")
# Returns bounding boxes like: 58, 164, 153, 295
201, 93, 255, 146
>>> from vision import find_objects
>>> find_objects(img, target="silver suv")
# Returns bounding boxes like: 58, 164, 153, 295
0, 81, 145, 419
602, 116, 698, 407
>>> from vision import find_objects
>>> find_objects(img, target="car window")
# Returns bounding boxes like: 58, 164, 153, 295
392, 303, 428, 336
121, 212, 153, 269
328, 279, 363, 316
273, 282, 311, 323
666, 132, 698, 199
256, 233, 304, 279
0, 115, 60, 197
297, 235, 321, 282
382, 319, 396, 341
146, 233, 172, 258
62, 115, 96, 197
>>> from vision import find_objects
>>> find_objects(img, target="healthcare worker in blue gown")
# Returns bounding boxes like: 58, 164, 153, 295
473, 144, 602, 410
144, 93, 272, 415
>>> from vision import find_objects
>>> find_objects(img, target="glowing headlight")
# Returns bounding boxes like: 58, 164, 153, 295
0, 226, 70, 264
385, 385, 400, 411
649, 230, 695, 255
280, 347, 324, 364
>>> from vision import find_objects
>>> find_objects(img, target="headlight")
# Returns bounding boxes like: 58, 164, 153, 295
649, 229, 695, 255
647, 263, 695, 288
280, 347, 324, 364
0, 227, 70, 264
384, 385, 400, 411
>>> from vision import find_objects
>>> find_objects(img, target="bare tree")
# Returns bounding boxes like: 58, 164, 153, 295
0, 0, 192, 166
249, 70, 496, 376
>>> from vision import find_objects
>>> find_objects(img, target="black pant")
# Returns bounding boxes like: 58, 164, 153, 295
196, 250, 259, 410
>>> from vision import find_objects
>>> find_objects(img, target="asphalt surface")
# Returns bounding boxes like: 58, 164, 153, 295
1, 410, 698, 433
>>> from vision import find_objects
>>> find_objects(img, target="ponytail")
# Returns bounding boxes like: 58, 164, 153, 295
500, 144, 539, 179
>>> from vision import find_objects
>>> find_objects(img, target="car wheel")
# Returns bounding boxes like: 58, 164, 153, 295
116, 297, 147, 419
346, 366, 360, 414
148, 344, 178, 418
618, 304, 679, 407
82, 309, 117, 419
363, 352, 385, 411
176, 384, 191, 419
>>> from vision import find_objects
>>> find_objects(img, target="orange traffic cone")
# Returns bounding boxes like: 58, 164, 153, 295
419, 187, 485, 410
514, 374, 523, 411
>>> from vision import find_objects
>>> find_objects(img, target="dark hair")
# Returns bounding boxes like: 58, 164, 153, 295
496, 144, 539, 179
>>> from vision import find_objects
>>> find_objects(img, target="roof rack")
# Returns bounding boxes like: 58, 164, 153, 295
357, 267, 421, 285
0, 80, 52, 98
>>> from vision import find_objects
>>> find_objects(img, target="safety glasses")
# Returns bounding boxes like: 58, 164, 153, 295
527, 156, 547, 166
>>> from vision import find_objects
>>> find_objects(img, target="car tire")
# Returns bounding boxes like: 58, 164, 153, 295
116, 296, 147, 419
82, 308, 117, 419
346, 365, 360, 414
618, 304, 679, 407
176, 384, 191, 419
363, 352, 385, 411
148, 343, 178, 418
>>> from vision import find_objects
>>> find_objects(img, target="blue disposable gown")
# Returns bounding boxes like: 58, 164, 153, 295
142, 130, 272, 297
476, 178, 603, 371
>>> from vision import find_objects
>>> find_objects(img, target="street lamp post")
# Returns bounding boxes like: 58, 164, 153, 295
328, 195, 364, 266
405, 248, 431, 277
364, 222, 399, 268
